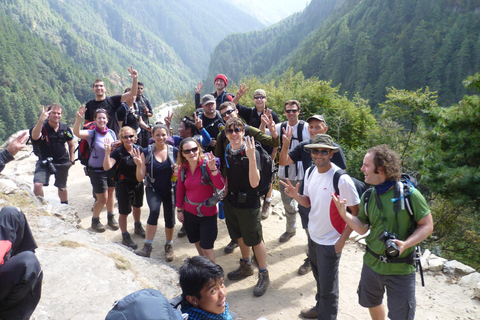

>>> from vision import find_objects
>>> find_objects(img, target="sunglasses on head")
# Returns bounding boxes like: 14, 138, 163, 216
123, 134, 135, 139
285, 109, 298, 114
225, 127, 242, 135
254, 96, 265, 100
182, 146, 199, 154
310, 149, 330, 156
221, 109, 235, 118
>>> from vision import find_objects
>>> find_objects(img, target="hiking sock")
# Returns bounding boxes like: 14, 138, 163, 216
145, 240, 153, 245
122, 232, 129, 237
165, 240, 173, 245
134, 222, 142, 227
107, 211, 114, 217
241, 257, 252, 264
259, 267, 268, 273
265, 197, 271, 203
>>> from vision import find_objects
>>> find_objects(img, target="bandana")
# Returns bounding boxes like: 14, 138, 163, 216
374, 179, 395, 194
181, 302, 232, 320
228, 141, 245, 155
95, 125, 109, 135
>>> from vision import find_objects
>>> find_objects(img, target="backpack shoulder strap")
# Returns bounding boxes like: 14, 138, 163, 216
167, 145, 175, 169
333, 169, 347, 196
280, 122, 288, 149
297, 120, 305, 143
363, 187, 373, 217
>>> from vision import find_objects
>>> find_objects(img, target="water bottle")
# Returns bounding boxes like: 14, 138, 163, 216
218, 201, 225, 219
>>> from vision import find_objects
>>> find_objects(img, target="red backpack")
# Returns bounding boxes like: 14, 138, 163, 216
76, 121, 97, 166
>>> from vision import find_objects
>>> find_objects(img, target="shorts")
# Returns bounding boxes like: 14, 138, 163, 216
89, 169, 115, 194
358, 263, 416, 320
33, 160, 70, 189
115, 181, 144, 215
223, 197, 262, 247
183, 211, 217, 250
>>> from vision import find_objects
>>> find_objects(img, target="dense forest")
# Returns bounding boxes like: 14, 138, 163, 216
0, 0, 264, 142
208, 0, 480, 108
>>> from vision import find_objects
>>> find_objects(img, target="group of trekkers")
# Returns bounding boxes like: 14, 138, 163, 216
0, 66, 433, 320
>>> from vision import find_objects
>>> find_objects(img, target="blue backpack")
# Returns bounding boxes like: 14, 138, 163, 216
105, 289, 184, 320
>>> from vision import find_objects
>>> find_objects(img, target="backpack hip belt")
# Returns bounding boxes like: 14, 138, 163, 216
184, 194, 220, 217
366, 246, 415, 264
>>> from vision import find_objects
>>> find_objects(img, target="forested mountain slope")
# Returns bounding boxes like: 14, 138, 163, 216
208, 0, 480, 107
0, 0, 263, 141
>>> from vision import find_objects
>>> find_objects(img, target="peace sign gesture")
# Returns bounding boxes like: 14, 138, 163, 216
194, 112, 203, 129
77, 105, 86, 119
38, 105, 51, 122
127, 65, 138, 79
205, 152, 217, 172
195, 82, 203, 94
282, 125, 293, 146
132, 147, 143, 166
279, 178, 300, 199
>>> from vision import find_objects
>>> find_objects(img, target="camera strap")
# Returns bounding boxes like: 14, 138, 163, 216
366, 246, 415, 264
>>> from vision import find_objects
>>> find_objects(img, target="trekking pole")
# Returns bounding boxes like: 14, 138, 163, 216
415, 246, 425, 287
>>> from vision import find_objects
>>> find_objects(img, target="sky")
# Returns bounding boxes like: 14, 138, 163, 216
229, 0, 311, 26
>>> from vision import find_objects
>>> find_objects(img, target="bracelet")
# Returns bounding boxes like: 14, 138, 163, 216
198, 127, 204, 131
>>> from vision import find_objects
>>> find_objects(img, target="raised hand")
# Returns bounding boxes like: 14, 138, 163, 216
77, 105, 86, 119
331, 192, 347, 218
279, 178, 300, 199
104, 138, 111, 153
164, 110, 174, 128
245, 136, 256, 160
282, 125, 293, 145
127, 65, 138, 79
38, 105, 51, 122
132, 147, 143, 166
236, 84, 249, 98
194, 112, 203, 129
6, 131, 28, 156
195, 82, 203, 94
205, 152, 217, 171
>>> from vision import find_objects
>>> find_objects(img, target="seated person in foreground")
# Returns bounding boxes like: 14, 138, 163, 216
179, 256, 232, 320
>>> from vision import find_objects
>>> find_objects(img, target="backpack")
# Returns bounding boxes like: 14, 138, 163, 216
105, 289, 183, 320
225, 140, 274, 197
280, 120, 306, 178
76, 121, 96, 166
363, 173, 418, 232
180, 159, 224, 216
29, 125, 49, 158
303, 166, 366, 207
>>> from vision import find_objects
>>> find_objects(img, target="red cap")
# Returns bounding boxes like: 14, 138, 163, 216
214, 74, 228, 86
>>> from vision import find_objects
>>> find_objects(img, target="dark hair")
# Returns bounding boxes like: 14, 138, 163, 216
179, 256, 224, 304
124, 87, 131, 93
219, 101, 236, 112
138, 82, 144, 87
284, 99, 301, 111
92, 78, 104, 88
225, 117, 245, 131
93, 108, 109, 120
151, 124, 168, 136
368, 144, 402, 181
182, 116, 198, 136
47, 103, 63, 112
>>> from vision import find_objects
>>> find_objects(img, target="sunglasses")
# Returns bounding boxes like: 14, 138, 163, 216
310, 149, 330, 156
123, 134, 135, 139
182, 146, 199, 154
254, 96, 265, 100
225, 127, 242, 135
285, 109, 298, 114
221, 109, 235, 118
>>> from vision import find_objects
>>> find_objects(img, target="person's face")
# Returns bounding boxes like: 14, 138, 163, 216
137, 85, 144, 98
307, 120, 327, 139
361, 152, 384, 186
94, 112, 108, 129
49, 108, 62, 123
310, 148, 333, 169
214, 79, 226, 91
178, 122, 190, 138
93, 81, 106, 97
284, 104, 299, 122
121, 129, 136, 146
196, 278, 227, 315
202, 102, 216, 116
182, 141, 199, 164
220, 107, 237, 122
225, 126, 244, 148
153, 128, 168, 145
253, 95, 266, 109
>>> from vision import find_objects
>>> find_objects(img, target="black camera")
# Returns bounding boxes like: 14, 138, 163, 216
378, 231, 399, 258
41, 157, 57, 174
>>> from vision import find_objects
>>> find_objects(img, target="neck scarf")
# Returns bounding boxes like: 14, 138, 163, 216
228, 141, 245, 155
181, 302, 232, 320
95, 125, 109, 135
374, 179, 395, 194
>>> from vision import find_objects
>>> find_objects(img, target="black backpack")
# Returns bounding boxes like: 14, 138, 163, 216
29, 125, 49, 158
225, 141, 274, 197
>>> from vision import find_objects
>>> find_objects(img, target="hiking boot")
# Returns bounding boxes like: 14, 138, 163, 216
298, 257, 311, 275
134, 242, 152, 257
122, 233, 138, 250
300, 306, 318, 319
164, 243, 174, 262
107, 214, 119, 231
134, 222, 145, 238
224, 240, 239, 254
253, 270, 270, 297
91, 217, 106, 233
227, 260, 254, 281
177, 226, 187, 238
279, 231, 296, 243
261, 201, 271, 220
